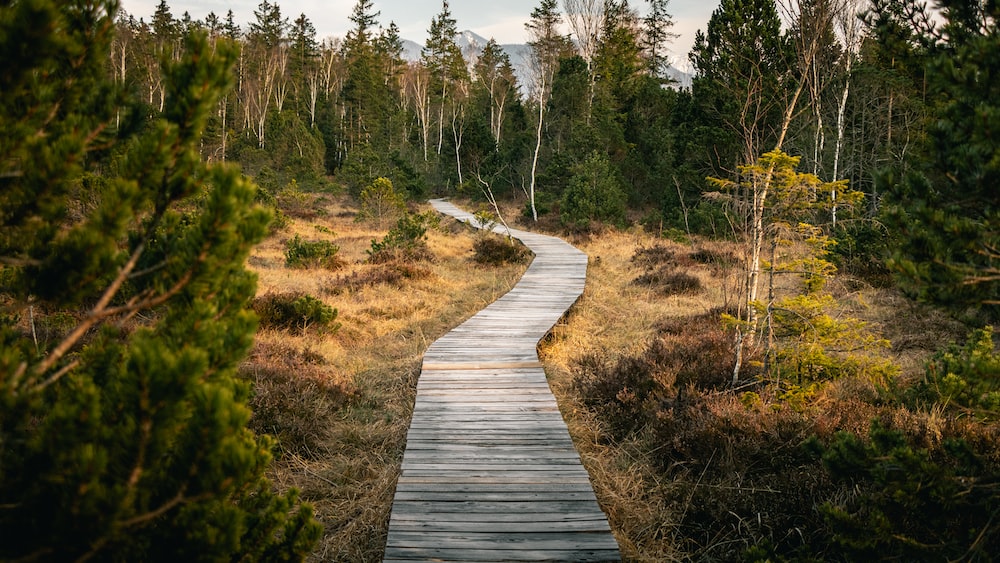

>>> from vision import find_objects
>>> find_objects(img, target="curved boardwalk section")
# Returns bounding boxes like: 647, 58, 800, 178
383, 200, 620, 562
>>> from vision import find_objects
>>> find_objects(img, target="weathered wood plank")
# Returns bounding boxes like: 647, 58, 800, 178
383, 200, 619, 562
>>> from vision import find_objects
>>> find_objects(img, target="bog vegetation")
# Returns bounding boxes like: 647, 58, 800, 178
1, 0, 998, 561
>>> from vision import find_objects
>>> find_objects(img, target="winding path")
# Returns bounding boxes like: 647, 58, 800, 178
383, 200, 620, 562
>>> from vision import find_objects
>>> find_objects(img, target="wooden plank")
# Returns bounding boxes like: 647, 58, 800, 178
383, 200, 619, 562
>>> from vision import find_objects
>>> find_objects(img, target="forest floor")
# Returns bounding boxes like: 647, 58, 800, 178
240, 191, 970, 561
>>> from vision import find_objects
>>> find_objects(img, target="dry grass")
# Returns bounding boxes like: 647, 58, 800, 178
503, 213, 971, 561
241, 194, 528, 562
245, 192, 974, 561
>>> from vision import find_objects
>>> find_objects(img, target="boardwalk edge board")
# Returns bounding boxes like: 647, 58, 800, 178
383, 200, 620, 562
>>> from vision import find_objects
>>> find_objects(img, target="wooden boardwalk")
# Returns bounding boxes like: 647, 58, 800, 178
383, 200, 620, 562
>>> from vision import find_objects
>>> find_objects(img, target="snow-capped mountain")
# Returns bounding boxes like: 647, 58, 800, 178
402, 30, 692, 91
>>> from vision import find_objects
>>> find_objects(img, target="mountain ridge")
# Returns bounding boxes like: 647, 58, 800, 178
401, 30, 692, 90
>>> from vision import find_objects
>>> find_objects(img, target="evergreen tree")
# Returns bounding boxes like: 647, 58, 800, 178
248, 0, 287, 51
0, 2, 321, 559
525, 0, 573, 219
642, 0, 678, 81
423, 0, 468, 165
689, 0, 789, 172
875, 0, 1000, 319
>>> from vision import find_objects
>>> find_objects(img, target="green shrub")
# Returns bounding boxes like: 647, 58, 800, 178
285, 235, 342, 269
357, 177, 406, 229
367, 212, 437, 263
814, 422, 1000, 561
908, 326, 1000, 418
252, 292, 339, 333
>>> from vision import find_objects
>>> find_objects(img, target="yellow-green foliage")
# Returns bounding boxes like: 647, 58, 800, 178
721, 151, 896, 392
357, 177, 406, 229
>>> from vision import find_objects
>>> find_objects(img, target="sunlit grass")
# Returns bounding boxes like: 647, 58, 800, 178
242, 194, 529, 561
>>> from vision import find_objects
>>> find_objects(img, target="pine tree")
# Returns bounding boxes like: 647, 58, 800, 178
0, 2, 321, 559
689, 0, 789, 171
875, 0, 1000, 318
423, 0, 468, 161
642, 0, 678, 81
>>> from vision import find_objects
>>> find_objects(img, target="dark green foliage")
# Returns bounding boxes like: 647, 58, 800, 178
0, 3, 320, 560
368, 211, 438, 262
816, 423, 999, 561
284, 235, 342, 269
875, 0, 1000, 318
560, 151, 628, 229
907, 326, 1000, 419
252, 292, 339, 333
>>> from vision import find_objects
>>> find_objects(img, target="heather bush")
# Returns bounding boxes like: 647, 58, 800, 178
473, 235, 530, 266
240, 342, 357, 458
326, 261, 432, 293
632, 267, 703, 295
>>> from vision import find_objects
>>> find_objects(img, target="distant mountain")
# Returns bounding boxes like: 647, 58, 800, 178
402, 30, 692, 91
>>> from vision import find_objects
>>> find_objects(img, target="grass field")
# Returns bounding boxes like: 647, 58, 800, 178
243, 192, 975, 561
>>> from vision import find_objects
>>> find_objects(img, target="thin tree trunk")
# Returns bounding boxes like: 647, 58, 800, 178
528, 77, 546, 222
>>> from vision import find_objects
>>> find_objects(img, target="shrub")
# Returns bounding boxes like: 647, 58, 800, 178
357, 177, 406, 229
632, 267, 703, 295
908, 326, 1000, 419
326, 261, 432, 293
814, 422, 1000, 561
240, 342, 357, 458
473, 235, 530, 266
630, 244, 675, 268
252, 292, 339, 334
285, 234, 342, 270
367, 212, 437, 263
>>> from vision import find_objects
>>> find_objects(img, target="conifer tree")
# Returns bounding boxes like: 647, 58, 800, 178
423, 0, 468, 161
642, 0, 678, 81
0, 1, 320, 560
874, 0, 1000, 318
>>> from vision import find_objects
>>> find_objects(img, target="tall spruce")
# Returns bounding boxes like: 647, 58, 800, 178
642, 0, 678, 81
422, 0, 467, 162
0, 1, 321, 559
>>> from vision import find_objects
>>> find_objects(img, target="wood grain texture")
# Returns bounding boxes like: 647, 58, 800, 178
383, 200, 620, 562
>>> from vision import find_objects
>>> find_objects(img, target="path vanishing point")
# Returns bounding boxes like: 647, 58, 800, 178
383, 200, 621, 562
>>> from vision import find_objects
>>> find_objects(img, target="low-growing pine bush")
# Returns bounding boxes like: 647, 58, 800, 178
285, 234, 342, 269
368, 212, 437, 263
252, 292, 339, 333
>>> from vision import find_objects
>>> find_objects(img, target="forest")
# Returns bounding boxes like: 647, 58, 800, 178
1, 0, 998, 560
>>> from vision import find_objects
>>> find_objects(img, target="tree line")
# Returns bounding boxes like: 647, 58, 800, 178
112, 0, 997, 315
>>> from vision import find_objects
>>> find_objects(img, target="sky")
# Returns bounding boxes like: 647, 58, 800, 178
118, 0, 719, 70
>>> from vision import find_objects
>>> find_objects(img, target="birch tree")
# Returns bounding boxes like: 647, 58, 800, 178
526, 0, 573, 220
